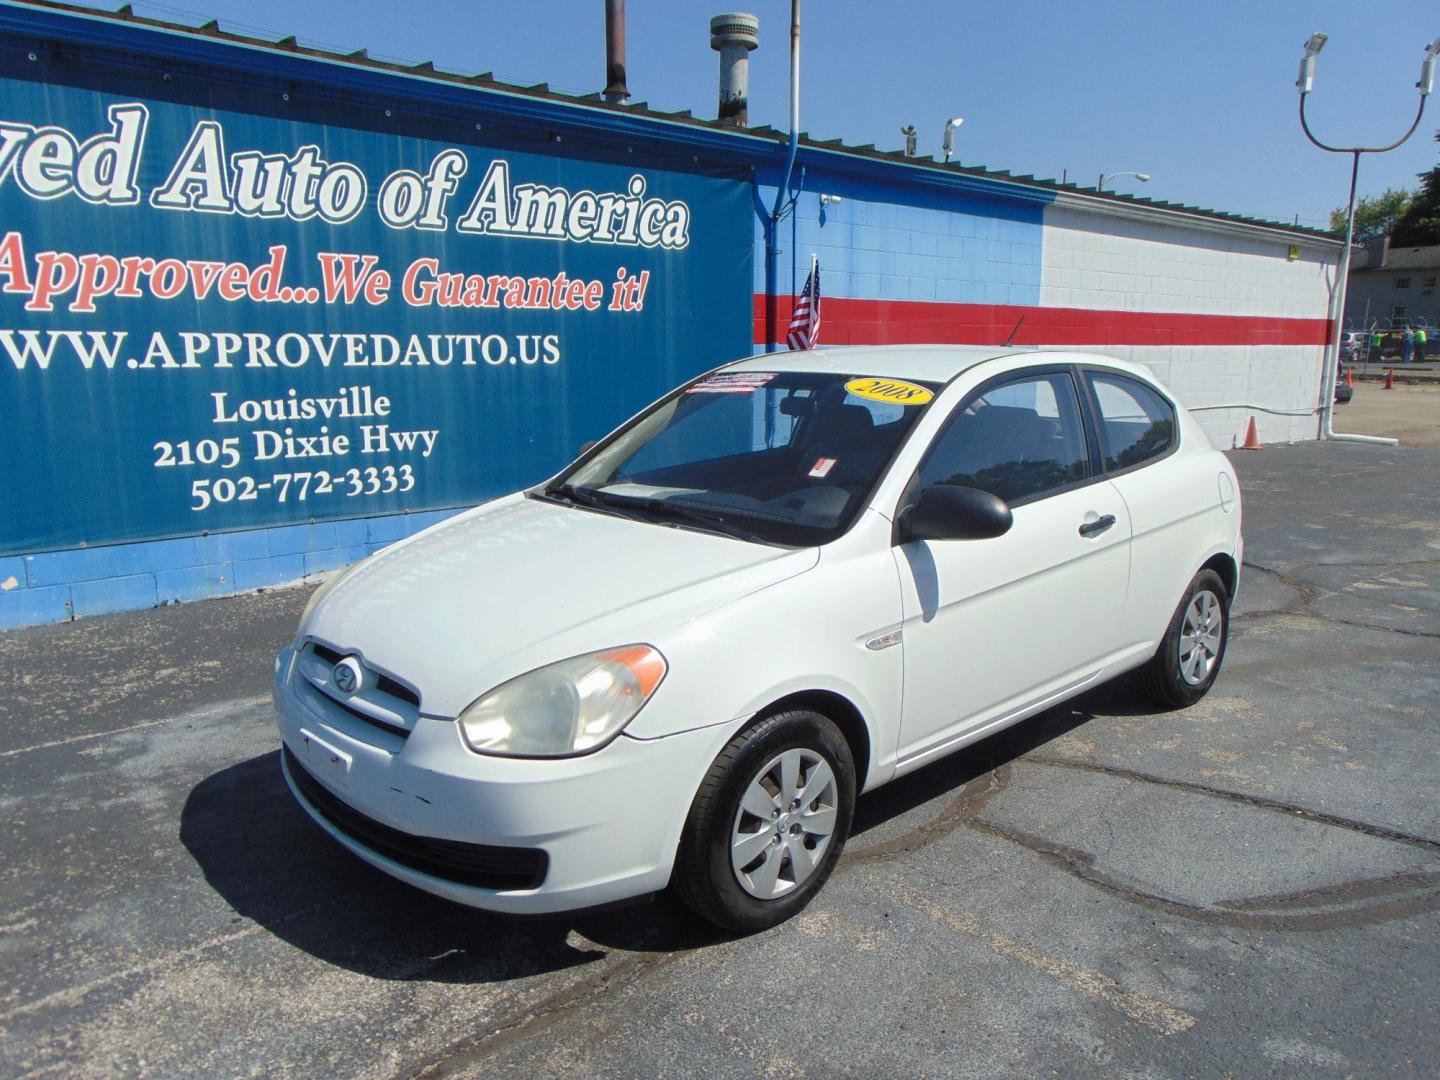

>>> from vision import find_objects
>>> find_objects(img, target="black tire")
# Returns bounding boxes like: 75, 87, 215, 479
673, 710, 855, 933
1144, 568, 1230, 708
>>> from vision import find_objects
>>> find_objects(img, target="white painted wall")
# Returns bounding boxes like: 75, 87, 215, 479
1039, 202, 1336, 447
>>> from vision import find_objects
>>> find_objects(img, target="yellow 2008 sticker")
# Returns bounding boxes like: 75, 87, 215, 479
844, 377, 934, 406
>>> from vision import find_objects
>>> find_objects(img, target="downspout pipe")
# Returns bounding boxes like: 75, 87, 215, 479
764, 0, 800, 353
1319, 147, 1395, 445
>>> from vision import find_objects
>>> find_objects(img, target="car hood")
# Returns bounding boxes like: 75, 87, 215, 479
305, 493, 819, 717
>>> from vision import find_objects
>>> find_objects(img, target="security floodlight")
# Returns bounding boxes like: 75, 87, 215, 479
1098, 170, 1151, 190
942, 116, 964, 162
1297, 32, 1328, 93
1420, 37, 1440, 96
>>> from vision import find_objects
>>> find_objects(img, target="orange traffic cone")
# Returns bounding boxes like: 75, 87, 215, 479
1240, 416, 1263, 450
1384, 367, 1395, 390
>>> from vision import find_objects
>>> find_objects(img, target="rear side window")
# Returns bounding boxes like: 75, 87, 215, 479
1086, 372, 1176, 472
916, 371, 1090, 505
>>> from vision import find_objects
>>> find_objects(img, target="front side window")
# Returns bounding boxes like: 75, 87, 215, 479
915, 371, 1090, 505
550, 371, 939, 545
1087, 372, 1176, 472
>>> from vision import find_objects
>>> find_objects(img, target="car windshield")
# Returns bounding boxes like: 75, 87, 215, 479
544, 370, 940, 545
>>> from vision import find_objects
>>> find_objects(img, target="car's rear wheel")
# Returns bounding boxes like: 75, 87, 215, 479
1144, 568, 1230, 708
673, 710, 855, 932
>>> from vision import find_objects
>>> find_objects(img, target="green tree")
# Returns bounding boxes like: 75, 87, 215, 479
1330, 188, 1412, 240
1391, 130, 1440, 246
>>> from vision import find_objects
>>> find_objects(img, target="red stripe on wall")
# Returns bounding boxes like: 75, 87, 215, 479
751, 296, 1332, 348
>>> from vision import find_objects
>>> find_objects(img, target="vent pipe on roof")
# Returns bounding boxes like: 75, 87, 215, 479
711, 13, 759, 126
604, 0, 628, 103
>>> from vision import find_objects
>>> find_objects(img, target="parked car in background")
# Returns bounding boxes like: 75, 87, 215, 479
274, 345, 1243, 931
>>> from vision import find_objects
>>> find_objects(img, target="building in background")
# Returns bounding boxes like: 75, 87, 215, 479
0, 0, 1339, 628
1344, 236, 1440, 337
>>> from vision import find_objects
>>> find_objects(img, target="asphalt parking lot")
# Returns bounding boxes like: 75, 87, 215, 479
3, 441, 1439, 1079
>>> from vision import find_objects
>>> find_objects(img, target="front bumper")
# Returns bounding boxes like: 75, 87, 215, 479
273, 643, 735, 914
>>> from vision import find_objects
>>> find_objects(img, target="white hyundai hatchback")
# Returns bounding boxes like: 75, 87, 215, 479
274, 345, 1242, 931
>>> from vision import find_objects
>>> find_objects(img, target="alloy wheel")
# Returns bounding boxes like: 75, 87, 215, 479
1178, 588, 1223, 686
730, 748, 839, 900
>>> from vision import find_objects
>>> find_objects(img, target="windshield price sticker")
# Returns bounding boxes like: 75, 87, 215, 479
685, 372, 777, 394
844, 377, 934, 406
809, 457, 837, 478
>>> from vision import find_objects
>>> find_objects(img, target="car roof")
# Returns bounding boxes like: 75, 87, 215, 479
723, 345, 1139, 386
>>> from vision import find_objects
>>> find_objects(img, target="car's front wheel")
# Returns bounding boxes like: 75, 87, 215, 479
1145, 567, 1230, 708
673, 710, 855, 932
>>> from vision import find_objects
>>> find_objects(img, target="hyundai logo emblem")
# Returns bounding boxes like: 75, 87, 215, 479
332, 656, 363, 695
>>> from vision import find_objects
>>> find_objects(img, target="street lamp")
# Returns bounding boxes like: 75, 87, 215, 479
942, 116, 963, 162
1297, 31, 1437, 445
1295, 32, 1327, 94
1098, 170, 1151, 190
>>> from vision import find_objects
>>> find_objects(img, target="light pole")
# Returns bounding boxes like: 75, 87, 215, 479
942, 116, 964, 163
1298, 31, 1439, 445
1097, 170, 1151, 191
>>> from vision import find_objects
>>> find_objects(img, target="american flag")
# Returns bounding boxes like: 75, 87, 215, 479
786, 259, 821, 351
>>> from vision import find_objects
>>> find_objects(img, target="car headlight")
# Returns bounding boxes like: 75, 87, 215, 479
298, 559, 364, 631
458, 645, 667, 758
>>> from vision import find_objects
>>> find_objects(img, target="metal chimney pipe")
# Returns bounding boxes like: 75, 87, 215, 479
711, 12, 760, 126
604, 0, 628, 103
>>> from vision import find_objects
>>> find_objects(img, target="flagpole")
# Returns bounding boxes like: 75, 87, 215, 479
809, 254, 818, 348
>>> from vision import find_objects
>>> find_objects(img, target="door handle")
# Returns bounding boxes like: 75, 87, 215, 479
1078, 514, 1117, 538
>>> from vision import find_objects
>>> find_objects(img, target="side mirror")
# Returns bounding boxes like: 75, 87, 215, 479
897, 485, 1012, 543
577, 440, 598, 457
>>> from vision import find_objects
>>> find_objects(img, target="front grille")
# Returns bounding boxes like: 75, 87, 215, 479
298, 641, 420, 744
311, 642, 419, 706
283, 747, 549, 891
325, 692, 410, 739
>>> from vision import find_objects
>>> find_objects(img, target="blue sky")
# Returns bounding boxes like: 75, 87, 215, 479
61, 0, 1440, 229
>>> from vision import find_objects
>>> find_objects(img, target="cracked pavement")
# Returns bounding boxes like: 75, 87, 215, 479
2, 441, 1439, 1078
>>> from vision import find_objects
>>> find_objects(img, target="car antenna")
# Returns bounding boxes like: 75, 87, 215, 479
1002, 314, 1027, 347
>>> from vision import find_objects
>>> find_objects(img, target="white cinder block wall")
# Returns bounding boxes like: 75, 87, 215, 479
1039, 201, 1335, 447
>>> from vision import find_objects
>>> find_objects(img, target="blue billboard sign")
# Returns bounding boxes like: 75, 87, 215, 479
0, 73, 753, 555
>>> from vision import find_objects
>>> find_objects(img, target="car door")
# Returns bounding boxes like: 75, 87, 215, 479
1079, 367, 1192, 652
891, 366, 1132, 766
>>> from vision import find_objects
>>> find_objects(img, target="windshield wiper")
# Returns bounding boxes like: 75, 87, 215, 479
647, 500, 775, 544
545, 482, 597, 506
544, 485, 778, 544
540, 483, 646, 520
